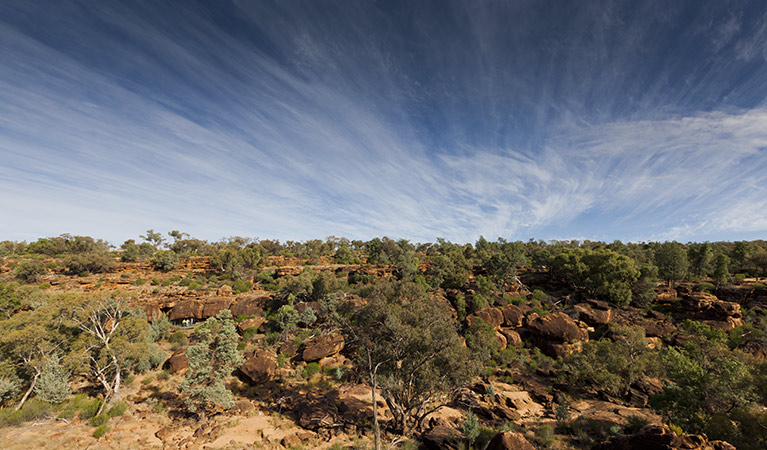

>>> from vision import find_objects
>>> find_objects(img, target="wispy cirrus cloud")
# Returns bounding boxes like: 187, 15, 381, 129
1, 1, 767, 245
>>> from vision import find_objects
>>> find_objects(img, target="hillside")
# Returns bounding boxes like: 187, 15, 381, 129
0, 234, 765, 449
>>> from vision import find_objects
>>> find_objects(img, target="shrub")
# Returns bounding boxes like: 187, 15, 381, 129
0, 377, 21, 406
170, 331, 187, 350
14, 260, 46, 283
151, 251, 179, 271
150, 313, 171, 342
461, 410, 479, 446
34, 355, 71, 404
274, 304, 299, 331
232, 279, 252, 294
92, 424, 110, 438
303, 362, 321, 378
534, 424, 556, 447
0, 398, 51, 427
697, 282, 715, 293
88, 413, 109, 427
107, 401, 127, 418
64, 251, 115, 275
78, 398, 102, 420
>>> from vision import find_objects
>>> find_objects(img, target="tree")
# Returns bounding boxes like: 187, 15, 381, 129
548, 248, 639, 306
712, 254, 731, 289
34, 354, 71, 404
749, 250, 767, 280
688, 243, 713, 279
632, 264, 659, 308
74, 299, 155, 415
655, 242, 688, 286
151, 250, 179, 271
178, 310, 243, 420
140, 229, 165, 249
347, 281, 479, 442
732, 241, 751, 273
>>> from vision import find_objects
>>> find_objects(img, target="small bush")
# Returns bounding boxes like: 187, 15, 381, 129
151, 251, 179, 272
170, 331, 187, 350
534, 424, 556, 447
696, 282, 715, 293
78, 398, 102, 420
34, 355, 71, 404
14, 260, 46, 283
92, 424, 110, 438
88, 413, 109, 427
277, 353, 288, 369
232, 279, 252, 294
150, 313, 171, 342
107, 401, 127, 418
303, 362, 321, 378
0, 398, 51, 427
64, 251, 115, 275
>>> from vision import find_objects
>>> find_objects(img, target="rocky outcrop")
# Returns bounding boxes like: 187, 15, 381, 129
676, 292, 743, 330
486, 431, 535, 450
592, 424, 735, 450
499, 328, 523, 347
422, 425, 463, 450
237, 316, 266, 333
302, 334, 345, 362
201, 297, 233, 319
574, 300, 613, 327
168, 300, 204, 321
467, 307, 505, 328
528, 312, 589, 357
500, 305, 525, 328
229, 295, 269, 318
295, 385, 388, 434
164, 349, 189, 374
240, 349, 277, 384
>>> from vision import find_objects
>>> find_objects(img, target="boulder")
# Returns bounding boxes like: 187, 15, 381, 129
486, 431, 535, 450
499, 328, 523, 347
495, 390, 544, 418
677, 292, 743, 329
500, 305, 525, 328
574, 302, 613, 326
638, 318, 677, 338
217, 284, 233, 296
302, 334, 344, 362
240, 349, 277, 384
164, 349, 189, 374
495, 331, 508, 351
467, 307, 505, 329
528, 312, 588, 343
201, 297, 233, 319
592, 424, 735, 450
229, 295, 268, 318
295, 393, 339, 431
422, 425, 463, 450
424, 406, 464, 429
169, 301, 204, 321
237, 316, 266, 333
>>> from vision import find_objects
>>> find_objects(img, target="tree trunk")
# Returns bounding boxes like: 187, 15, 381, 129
371, 374, 381, 450
15, 371, 40, 411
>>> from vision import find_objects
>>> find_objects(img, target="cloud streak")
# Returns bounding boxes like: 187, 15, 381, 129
1, 0, 766, 244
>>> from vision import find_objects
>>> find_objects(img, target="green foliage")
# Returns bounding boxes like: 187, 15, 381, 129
64, 251, 115, 275
712, 254, 731, 288
298, 307, 317, 327
34, 354, 71, 404
469, 293, 488, 314
348, 280, 479, 435
333, 246, 359, 264
179, 310, 244, 415
150, 312, 171, 342
632, 264, 659, 308
232, 279, 252, 294
274, 304, 299, 331
170, 330, 187, 350
534, 424, 556, 447
0, 283, 22, 319
78, 398, 102, 420
92, 424, 110, 438
0, 376, 21, 406
151, 251, 179, 271
655, 242, 689, 286
107, 401, 127, 417
465, 318, 498, 364
88, 413, 109, 427
651, 320, 759, 434
14, 259, 46, 283
303, 362, 321, 378
549, 247, 640, 306
461, 410, 480, 447
0, 398, 52, 427
559, 325, 663, 397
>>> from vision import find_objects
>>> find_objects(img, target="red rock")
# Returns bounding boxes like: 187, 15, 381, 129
528, 312, 586, 342
168, 301, 204, 321
499, 328, 523, 347
574, 302, 612, 326
240, 349, 277, 384
485, 431, 535, 450
302, 334, 344, 362
237, 316, 266, 333
164, 349, 189, 374
500, 305, 525, 328
201, 297, 233, 319
592, 424, 735, 450
467, 307, 505, 328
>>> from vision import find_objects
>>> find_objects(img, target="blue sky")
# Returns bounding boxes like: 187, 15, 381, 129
2, 0, 767, 245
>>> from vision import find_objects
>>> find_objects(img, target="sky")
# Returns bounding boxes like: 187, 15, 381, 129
2, 0, 767, 245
